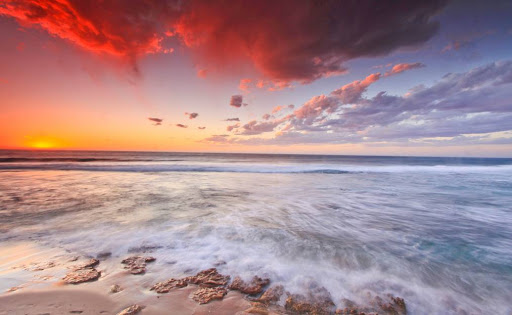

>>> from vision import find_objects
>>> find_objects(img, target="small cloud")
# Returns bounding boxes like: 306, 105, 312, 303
271, 104, 295, 114
198, 126, 206, 130
176, 124, 188, 128
239, 78, 252, 92
256, 80, 293, 91
227, 123, 240, 131
185, 112, 199, 119
197, 69, 208, 78
148, 117, 163, 125
230, 95, 246, 107
224, 118, 240, 121
384, 62, 425, 77
441, 30, 496, 53
204, 134, 231, 143
262, 113, 272, 120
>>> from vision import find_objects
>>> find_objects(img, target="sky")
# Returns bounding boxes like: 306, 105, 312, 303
0, 0, 512, 157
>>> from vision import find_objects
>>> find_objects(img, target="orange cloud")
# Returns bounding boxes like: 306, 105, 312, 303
384, 63, 425, 77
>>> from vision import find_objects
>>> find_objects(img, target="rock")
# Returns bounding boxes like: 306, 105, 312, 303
150, 278, 188, 293
73, 258, 99, 270
255, 285, 284, 305
127, 245, 162, 253
117, 304, 143, 315
372, 295, 406, 315
121, 256, 156, 275
335, 308, 368, 314
390, 296, 407, 315
6, 286, 24, 293
336, 294, 407, 315
243, 302, 270, 314
229, 276, 270, 295
97, 252, 112, 259
192, 287, 228, 304
186, 268, 230, 287
29, 261, 56, 271
110, 284, 123, 293
285, 293, 335, 315
63, 268, 101, 284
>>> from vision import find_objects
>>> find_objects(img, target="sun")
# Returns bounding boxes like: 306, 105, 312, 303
32, 141, 55, 149
23, 136, 61, 149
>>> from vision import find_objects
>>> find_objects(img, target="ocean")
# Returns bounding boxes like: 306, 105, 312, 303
1, 150, 511, 314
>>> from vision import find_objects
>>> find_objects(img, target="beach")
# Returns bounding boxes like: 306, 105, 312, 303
1, 151, 512, 314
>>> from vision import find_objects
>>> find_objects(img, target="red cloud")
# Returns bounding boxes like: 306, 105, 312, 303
384, 63, 425, 77
1, 0, 446, 83
238, 78, 252, 92
0, 0, 176, 71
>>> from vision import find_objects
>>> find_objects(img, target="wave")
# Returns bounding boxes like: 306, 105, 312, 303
1, 163, 512, 174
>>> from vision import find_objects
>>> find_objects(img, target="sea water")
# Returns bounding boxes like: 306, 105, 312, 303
1, 150, 511, 314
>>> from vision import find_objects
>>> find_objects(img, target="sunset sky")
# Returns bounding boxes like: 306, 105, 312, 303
1, 0, 512, 156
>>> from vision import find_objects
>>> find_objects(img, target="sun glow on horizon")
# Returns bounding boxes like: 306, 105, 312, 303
22, 136, 63, 149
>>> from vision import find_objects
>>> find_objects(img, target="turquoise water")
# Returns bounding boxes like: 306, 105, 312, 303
1, 150, 511, 314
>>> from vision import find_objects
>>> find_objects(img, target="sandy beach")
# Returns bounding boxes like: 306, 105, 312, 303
0, 242, 256, 315
0, 241, 409, 315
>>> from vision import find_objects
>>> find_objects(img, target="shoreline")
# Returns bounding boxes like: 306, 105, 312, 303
0, 241, 407, 315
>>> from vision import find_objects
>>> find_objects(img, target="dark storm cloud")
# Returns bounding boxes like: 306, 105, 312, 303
1, 0, 448, 84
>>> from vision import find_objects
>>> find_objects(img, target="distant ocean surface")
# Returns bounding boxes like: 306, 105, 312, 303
1, 150, 512, 314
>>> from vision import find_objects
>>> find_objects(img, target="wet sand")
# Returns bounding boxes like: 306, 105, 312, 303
0, 288, 253, 315
0, 241, 252, 315
0, 241, 407, 315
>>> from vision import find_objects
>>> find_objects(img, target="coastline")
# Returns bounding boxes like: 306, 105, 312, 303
0, 241, 406, 315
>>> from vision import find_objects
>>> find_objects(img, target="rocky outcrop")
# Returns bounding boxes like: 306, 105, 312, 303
117, 304, 143, 315
285, 293, 336, 315
121, 256, 156, 275
229, 276, 270, 295
63, 258, 101, 284
335, 294, 407, 315
371, 294, 407, 315
151, 268, 231, 305
30, 261, 56, 271
254, 285, 284, 305
284, 286, 336, 315
63, 268, 101, 284
242, 302, 272, 314
73, 258, 99, 270
150, 278, 188, 293
186, 268, 230, 287
192, 287, 228, 304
